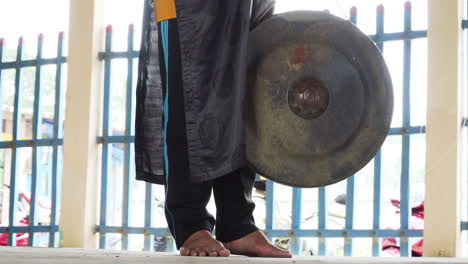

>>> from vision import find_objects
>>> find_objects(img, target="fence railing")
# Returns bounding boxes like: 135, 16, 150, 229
0, 32, 66, 247
8, 0, 468, 257
94, 2, 427, 257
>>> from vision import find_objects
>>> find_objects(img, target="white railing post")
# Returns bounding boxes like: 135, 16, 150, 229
424, 0, 464, 257
60, 0, 106, 248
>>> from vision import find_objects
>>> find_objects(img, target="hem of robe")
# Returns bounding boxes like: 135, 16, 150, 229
135, 156, 247, 185
135, 169, 165, 185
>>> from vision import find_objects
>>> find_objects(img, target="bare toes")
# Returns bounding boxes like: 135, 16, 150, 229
209, 250, 218, 257
219, 248, 230, 257
265, 246, 292, 258
180, 247, 190, 256
204, 248, 213, 256
198, 249, 207, 257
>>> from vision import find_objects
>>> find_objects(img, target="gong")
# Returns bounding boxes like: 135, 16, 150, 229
245, 11, 393, 188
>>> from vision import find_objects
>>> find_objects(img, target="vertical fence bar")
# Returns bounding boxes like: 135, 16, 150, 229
28, 33, 45, 247
350, 6, 357, 25
372, 4, 386, 256
376, 5, 385, 52
372, 151, 382, 256
265, 180, 276, 240
143, 183, 154, 251
399, 1, 413, 256
318, 186, 327, 256
291, 188, 302, 255
122, 24, 136, 250
99, 25, 113, 249
344, 176, 356, 256
8, 36, 25, 246
49, 32, 65, 247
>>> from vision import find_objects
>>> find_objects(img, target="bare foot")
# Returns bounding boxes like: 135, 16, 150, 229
224, 230, 292, 258
179, 230, 230, 257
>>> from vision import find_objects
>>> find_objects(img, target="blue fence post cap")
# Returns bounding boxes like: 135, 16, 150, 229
405, 1, 412, 10
377, 4, 384, 15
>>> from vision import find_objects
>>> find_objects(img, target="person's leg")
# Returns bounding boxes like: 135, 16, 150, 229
212, 166, 258, 242
159, 18, 229, 257
212, 165, 292, 257
209, 0, 290, 258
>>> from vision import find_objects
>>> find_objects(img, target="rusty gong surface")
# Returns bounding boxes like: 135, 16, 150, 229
245, 11, 393, 188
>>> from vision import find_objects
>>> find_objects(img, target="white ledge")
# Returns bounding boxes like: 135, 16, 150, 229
1, 247, 468, 264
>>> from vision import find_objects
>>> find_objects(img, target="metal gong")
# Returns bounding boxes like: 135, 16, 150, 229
245, 11, 393, 188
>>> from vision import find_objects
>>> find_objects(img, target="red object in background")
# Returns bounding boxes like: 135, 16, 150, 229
382, 201, 424, 256
0, 217, 29, 246
0, 191, 52, 247
390, 199, 424, 219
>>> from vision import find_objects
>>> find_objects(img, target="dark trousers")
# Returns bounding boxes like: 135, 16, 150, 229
158, 18, 259, 249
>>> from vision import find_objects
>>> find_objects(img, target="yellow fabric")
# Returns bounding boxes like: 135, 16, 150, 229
155, 0, 177, 22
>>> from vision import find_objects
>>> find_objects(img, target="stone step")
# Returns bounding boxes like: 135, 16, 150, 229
1, 246, 468, 264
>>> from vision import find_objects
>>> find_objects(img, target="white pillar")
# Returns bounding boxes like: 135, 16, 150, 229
424, 0, 464, 257
60, 0, 105, 248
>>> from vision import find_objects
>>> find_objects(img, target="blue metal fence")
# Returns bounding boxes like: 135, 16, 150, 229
10, 0, 468, 256
0, 33, 66, 247
94, 2, 427, 257
0, 1, 429, 256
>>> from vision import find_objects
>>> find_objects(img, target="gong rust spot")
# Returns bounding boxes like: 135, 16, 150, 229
290, 46, 311, 66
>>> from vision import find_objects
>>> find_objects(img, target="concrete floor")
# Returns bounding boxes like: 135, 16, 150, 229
1, 247, 468, 264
